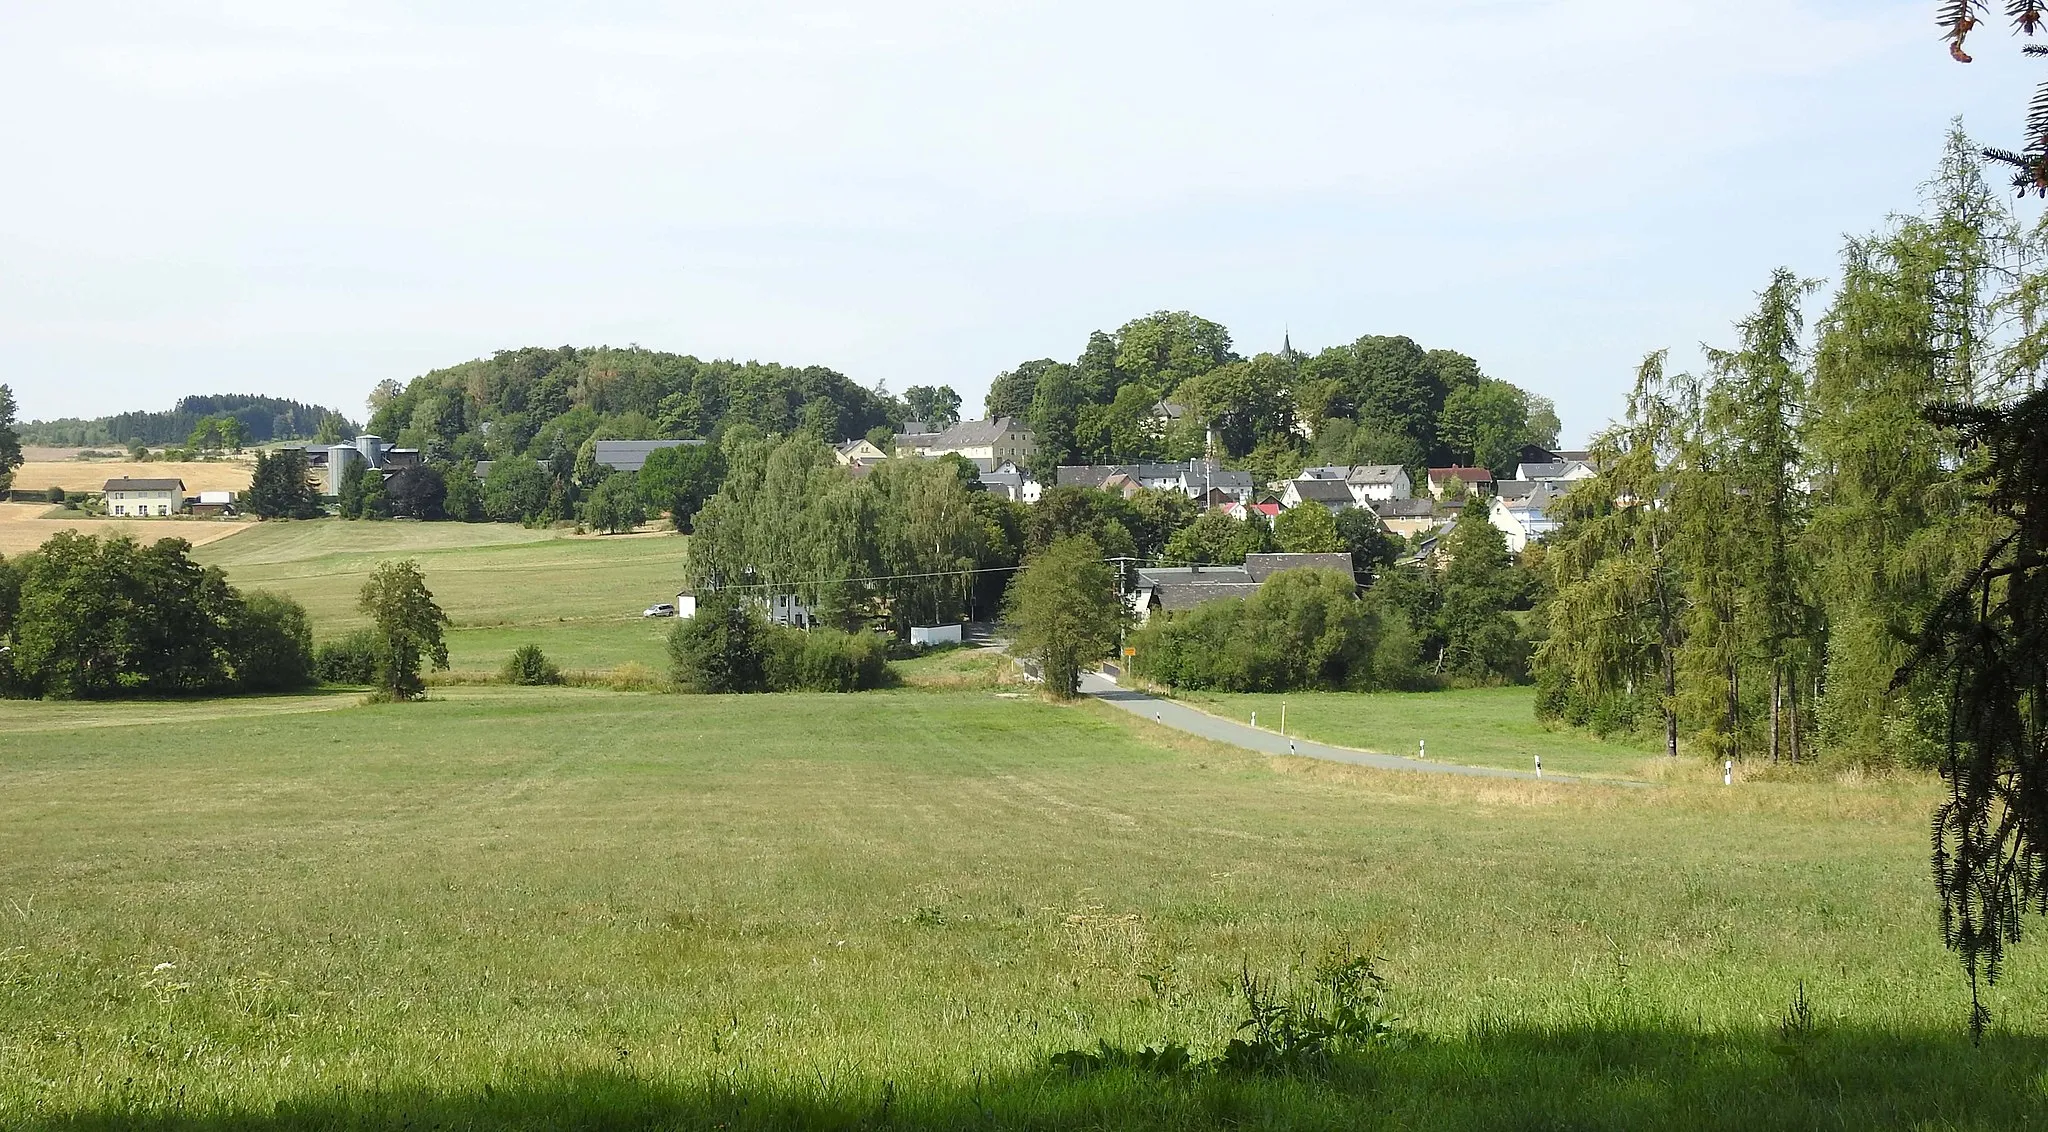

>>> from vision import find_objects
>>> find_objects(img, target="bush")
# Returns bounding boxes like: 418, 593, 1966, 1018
668, 592, 769, 692
670, 594, 893, 693
765, 627, 891, 692
235, 591, 315, 691
1130, 568, 1415, 692
314, 630, 384, 685
44, 485, 65, 505
500, 644, 563, 686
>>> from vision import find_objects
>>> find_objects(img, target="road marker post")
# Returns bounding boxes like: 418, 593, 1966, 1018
1535, 754, 1542, 778
1724, 760, 1733, 787
1419, 738, 1426, 761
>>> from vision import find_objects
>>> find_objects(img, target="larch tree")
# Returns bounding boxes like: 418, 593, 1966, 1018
1540, 352, 1689, 758
1704, 269, 1820, 762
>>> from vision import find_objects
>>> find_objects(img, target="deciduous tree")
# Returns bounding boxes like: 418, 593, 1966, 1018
358, 559, 448, 701
1005, 535, 1123, 699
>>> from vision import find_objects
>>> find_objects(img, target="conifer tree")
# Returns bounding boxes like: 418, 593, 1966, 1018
1541, 353, 1687, 757
1703, 269, 1819, 762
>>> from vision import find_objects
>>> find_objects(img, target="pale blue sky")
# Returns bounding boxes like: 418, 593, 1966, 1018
1, 1, 2038, 443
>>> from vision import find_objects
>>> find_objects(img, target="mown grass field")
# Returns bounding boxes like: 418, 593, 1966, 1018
1173, 687, 1667, 779
1, 686, 2044, 1129
194, 520, 689, 675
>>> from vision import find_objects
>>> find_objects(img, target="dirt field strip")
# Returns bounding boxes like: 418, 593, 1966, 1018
11, 459, 255, 494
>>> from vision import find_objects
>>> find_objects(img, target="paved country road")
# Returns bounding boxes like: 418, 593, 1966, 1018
1078, 671, 1606, 784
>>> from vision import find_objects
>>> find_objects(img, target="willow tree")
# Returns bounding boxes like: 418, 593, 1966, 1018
1540, 352, 1689, 757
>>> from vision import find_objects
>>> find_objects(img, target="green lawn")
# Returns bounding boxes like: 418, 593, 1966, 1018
1173, 686, 1667, 777
1, 686, 2043, 1129
194, 520, 688, 676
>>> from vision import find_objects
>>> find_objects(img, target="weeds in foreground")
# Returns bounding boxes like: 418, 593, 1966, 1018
1054, 953, 1398, 1080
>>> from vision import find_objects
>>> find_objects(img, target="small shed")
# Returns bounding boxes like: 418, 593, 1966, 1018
675, 590, 698, 619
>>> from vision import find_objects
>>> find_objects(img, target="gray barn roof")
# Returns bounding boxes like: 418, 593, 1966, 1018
593, 439, 704, 473
103, 477, 186, 492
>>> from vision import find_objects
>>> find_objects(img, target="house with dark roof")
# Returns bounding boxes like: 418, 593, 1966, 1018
1369, 497, 1445, 538
1488, 480, 1568, 552
897, 417, 1036, 465
1279, 477, 1361, 514
1056, 459, 1253, 505
102, 477, 185, 517
1127, 552, 1356, 624
1514, 460, 1596, 484
594, 439, 705, 474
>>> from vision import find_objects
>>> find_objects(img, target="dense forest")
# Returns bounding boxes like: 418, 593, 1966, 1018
987, 317, 1561, 481
21, 395, 356, 448
1537, 129, 2037, 773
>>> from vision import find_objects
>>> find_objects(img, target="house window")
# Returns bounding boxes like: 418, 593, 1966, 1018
157, 506, 168, 516
113, 506, 125, 515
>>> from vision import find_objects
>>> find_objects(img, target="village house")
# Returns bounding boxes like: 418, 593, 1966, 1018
1369, 497, 1445, 538
102, 477, 185, 517
895, 417, 1037, 465
1514, 459, 1597, 484
1279, 477, 1360, 514
1285, 464, 1411, 508
832, 438, 888, 467
1057, 458, 1255, 505
1489, 480, 1568, 552
1126, 551, 1357, 624
1426, 465, 1494, 500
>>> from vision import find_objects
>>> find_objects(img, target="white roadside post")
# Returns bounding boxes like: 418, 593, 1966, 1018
1535, 755, 1542, 778
1724, 760, 1733, 787
1251, 710, 1257, 729
1419, 738, 1426, 761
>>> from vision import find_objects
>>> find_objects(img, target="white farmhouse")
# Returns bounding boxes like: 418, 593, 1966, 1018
102, 477, 185, 517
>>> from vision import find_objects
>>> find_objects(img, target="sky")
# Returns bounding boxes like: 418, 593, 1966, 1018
1, 0, 2041, 444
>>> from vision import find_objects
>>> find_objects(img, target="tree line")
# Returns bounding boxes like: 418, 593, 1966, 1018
18, 394, 356, 449
1537, 129, 2031, 773
0, 531, 451, 704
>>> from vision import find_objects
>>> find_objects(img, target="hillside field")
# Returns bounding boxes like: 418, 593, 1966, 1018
0, 685, 2043, 1129
194, 520, 688, 674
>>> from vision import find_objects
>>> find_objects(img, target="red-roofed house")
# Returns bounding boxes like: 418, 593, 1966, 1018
1426, 466, 1494, 500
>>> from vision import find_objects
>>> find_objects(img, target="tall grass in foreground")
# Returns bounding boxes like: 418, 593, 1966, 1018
0, 686, 2043, 1129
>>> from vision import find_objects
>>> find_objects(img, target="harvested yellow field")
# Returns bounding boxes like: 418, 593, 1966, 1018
11, 459, 255, 494
0, 503, 254, 557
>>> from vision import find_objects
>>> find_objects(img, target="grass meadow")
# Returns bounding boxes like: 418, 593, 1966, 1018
4, 520, 2044, 1127
2, 686, 2045, 1129
1172, 688, 1667, 779
193, 520, 689, 676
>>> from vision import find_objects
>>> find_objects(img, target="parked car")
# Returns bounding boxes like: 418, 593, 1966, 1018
642, 602, 676, 618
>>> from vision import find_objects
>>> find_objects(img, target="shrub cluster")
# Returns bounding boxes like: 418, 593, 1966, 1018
668, 592, 891, 693
500, 644, 564, 686
314, 630, 383, 685
0, 532, 314, 698
1129, 568, 1418, 693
